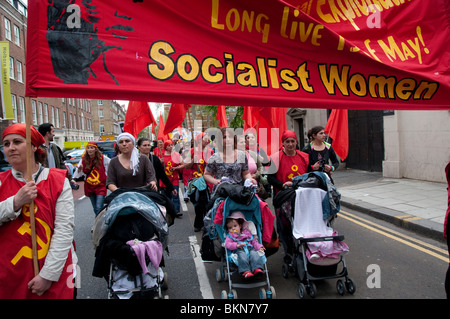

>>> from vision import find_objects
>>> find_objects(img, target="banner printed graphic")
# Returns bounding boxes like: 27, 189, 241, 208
26, 0, 450, 110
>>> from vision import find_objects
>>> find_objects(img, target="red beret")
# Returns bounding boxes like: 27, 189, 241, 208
164, 140, 173, 149
281, 130, 297, 142
2, 123, 45, 147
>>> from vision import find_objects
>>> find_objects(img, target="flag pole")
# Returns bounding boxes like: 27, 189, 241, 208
25, 97, 39, 276
187, 105, 194, 140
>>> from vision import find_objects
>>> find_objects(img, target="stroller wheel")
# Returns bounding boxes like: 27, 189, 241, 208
267, 286, 276, 299
345, 278, 356, 294
297, 283, 306, 299
221, 290, 227, 299
307, 282, 317, 298
281, 264, 289, 279
162, 272, 168, 290
259, 288, 267, 299
215, 269, 226, 282
336, 280, 345, 296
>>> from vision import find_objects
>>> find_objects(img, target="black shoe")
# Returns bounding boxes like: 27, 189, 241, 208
194, 227, 202, 232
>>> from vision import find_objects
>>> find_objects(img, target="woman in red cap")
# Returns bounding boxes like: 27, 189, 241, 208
0, 124, 76, 299
267, 130, 309, 194
76, 141, 110, 216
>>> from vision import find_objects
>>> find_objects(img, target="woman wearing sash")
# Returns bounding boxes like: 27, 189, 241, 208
267, 130, 309, 263
0, 124, 76, 299
77, 141, 110, 216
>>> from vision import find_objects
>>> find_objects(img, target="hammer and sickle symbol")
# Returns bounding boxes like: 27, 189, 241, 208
11, 204, 51, 265
193, 159, 205, 178
87, 170, 101, 185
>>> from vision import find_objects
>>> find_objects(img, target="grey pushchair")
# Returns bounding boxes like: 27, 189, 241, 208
92, 190, 169, 299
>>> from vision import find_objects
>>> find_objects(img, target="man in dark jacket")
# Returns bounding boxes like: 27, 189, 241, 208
38, 123, 78, 189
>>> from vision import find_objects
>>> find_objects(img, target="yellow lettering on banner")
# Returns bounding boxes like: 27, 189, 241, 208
210, 0, 270, 43
377, 26, 429, 65
11, 204, 51, 265
280, 7, 324, 46
318, 64, 438, 100
147, 41, 439, 102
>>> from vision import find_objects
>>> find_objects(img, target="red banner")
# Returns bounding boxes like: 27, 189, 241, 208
26, 0, 449, 110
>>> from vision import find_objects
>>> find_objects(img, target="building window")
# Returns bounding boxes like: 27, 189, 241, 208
4, 18, 11, 41
11, 94, 17, 123
56, 108, 59, 128
98, 100, 103, 105
51, 106, 55, 125
13, 25, 20, 46
44, 103, 48, 122
16, 61, 23, 82
9, 57, 14, 79
63, 111, 66, 127
38, 102, 43, 124
32, 100, 37, 125
19, 97, 25, 123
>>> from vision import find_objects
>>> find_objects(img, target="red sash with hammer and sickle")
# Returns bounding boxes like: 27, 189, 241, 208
0, 168, 74, 299
83, 155, 107, 197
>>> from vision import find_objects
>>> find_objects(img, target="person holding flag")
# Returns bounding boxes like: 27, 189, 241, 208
160, 139, 183, 218
0, 123, 76, 298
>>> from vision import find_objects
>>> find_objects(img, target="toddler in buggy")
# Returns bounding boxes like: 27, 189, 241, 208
92, 189, 170, 299
213, 193, 276, 299
224, 212, 266, 279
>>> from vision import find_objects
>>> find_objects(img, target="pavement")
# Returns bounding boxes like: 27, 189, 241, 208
71, 168, 448, 242
332, 168, 448, 242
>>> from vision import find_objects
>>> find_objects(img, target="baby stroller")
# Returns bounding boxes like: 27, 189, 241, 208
92, 190, 169, 299
275, 172, 355, 298
213, 193, 276, 299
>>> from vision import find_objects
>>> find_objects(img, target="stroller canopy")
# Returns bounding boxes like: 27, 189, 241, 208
93, 191, 169, 249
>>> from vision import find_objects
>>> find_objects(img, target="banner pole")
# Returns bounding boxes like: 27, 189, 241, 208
25, 96, 39, 276
187, 106, 194, 140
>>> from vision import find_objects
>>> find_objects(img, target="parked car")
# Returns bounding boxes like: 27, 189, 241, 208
0, 146, 12, 172
64, 149, 84, 164
97, 140, 116, 158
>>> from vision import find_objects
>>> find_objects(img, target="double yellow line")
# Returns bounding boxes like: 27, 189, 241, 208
338, 210, 449, 263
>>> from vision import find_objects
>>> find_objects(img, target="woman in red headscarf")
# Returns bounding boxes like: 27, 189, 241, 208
76, 141, 110, 216
0, 124, 76, 299
267, 130, 309, 194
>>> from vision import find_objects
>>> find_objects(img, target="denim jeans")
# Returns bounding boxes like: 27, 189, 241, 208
171, 185, 180, 213
236, 247, 264, 273
89, 194, 105, 217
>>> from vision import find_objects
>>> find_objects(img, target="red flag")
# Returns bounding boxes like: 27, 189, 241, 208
243, 106, 258, 130
324, 109, 349, 160
216, 105, 228, 127
256, 107, 287, 156
157, 114, 169, 141
164, 104, 190, 135
124, 101, 156, 138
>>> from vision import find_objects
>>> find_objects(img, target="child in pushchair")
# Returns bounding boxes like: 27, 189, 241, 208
212, 188, 276, 299
92, 189, 172, 299
224, 212, 266, 279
